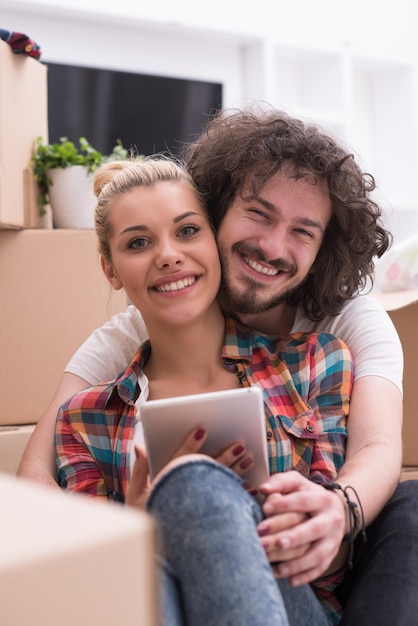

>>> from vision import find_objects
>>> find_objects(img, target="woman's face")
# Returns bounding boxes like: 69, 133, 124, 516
102, 181, 221, 329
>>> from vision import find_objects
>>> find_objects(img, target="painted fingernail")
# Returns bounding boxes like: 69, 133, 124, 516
240, 457, 252, 469
194, 428, 206, 440
257, 524, 269, 536
232, 444, 245, 456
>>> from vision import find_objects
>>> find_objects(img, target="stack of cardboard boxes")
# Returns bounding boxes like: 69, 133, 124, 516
0, 39, 127, 474
0, 39, 48, 229
0, 228, 128, 472
0, 472, 158, 626
372, 290, 418, 480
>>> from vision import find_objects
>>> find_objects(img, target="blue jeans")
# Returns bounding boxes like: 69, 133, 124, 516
338, 479, 418, 625
146, 459, 333, 626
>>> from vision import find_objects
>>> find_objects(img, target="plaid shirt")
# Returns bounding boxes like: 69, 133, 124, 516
56, 317, 352, 622
56, 317, 352, 496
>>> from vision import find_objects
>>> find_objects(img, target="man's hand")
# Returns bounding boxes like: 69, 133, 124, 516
257, 471, 347, 585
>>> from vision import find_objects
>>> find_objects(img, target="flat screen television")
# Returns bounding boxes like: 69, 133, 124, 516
47, 62, 223, 157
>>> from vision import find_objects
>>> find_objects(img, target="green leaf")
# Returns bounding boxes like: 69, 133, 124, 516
30, 136, 143, 217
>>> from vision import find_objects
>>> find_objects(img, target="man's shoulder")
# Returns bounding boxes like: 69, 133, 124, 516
293, 294, 384, 333
279, 330, 350, 356
336, 294, 384, 315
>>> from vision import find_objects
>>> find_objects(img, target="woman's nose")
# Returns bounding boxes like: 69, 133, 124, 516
155, 240, 185, 268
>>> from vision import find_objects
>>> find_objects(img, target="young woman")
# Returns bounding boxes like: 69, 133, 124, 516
55, 158, 353, 625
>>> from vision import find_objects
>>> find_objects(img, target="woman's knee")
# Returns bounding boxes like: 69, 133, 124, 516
146, 457, 259, 522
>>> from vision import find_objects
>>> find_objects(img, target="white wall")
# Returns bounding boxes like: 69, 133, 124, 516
0, 2, 248, 105
2, 0, 417, 52
3, 0, 416, 98
2, 0, 418, 242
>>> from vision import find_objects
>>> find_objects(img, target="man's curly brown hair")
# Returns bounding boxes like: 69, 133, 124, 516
185, 106, 391, 321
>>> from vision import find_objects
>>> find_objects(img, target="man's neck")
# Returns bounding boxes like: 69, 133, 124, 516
237, 302, 297, 336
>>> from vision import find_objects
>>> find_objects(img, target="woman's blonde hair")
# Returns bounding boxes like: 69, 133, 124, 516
94, 158, 203, 261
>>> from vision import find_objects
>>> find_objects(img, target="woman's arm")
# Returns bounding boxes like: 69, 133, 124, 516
55, 389, 114, 498
18, 306, 146, 487
17, 372, 90, 488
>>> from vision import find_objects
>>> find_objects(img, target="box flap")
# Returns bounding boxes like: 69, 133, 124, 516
371, 289, 418, 311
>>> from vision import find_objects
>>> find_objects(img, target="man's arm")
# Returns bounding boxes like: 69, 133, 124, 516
336, 374, 402, 516
17, 372, 90, 488
257, 375, 402, 586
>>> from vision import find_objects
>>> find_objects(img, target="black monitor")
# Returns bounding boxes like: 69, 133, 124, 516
46, 62, 223, 157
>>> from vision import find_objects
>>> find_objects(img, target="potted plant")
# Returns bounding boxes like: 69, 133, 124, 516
31, 136, 136, 228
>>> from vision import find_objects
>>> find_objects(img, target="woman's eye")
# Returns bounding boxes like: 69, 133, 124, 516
127, 237, 149, 250
179, 225, 200, 238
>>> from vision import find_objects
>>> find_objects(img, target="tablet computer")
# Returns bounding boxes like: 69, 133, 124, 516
141, 386, 269, 487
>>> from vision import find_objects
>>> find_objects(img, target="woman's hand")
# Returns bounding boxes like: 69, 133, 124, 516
213, 439, 254, 477
125, 445, 150, 509
126, 428, 208, 508
126, 428, 254, 509
257, 471, 347, 585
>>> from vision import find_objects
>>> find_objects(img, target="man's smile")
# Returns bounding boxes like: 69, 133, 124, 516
242, 254, 281, 277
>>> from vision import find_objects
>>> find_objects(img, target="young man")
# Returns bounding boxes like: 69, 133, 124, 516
19, 108, 418, 625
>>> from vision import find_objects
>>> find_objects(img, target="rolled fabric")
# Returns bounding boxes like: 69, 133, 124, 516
0, 28, 41, 59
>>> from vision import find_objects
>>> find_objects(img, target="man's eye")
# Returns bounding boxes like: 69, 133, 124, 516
179, 225, 200, 238
294, 228, 314, 238
128, 237, 148, 249
249, 208, 268, 219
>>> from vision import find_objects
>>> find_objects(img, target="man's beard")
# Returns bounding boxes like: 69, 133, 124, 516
218, 273, 300, 316
218, 243, 300, 316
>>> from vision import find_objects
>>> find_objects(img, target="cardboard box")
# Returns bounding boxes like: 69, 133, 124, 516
0, 40, 48, 228
372, 289, 418, 467
0, 425, 35, 475
0, 472, 157, 626
400, 467, 418, 482
0, 229, 127, 425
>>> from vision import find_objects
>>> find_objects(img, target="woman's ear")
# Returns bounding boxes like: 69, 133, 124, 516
101, 256, 123, 290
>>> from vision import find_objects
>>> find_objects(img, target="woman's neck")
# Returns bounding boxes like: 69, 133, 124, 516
142, 303, 237, 398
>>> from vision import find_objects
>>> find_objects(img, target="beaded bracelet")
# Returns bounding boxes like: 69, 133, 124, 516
322, 482, 367, 569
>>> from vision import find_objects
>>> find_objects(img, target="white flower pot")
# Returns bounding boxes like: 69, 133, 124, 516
48, 165, 96, 229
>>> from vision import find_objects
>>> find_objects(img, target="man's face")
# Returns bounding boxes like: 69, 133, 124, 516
216, 168, 332, 317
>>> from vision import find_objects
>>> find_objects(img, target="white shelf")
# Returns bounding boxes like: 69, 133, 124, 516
241, 38, 418, 243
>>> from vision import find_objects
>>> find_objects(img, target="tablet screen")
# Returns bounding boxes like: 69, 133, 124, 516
141, 386, 269, 487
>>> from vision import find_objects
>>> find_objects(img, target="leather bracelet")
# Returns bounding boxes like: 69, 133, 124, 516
322, 482, 367, 569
